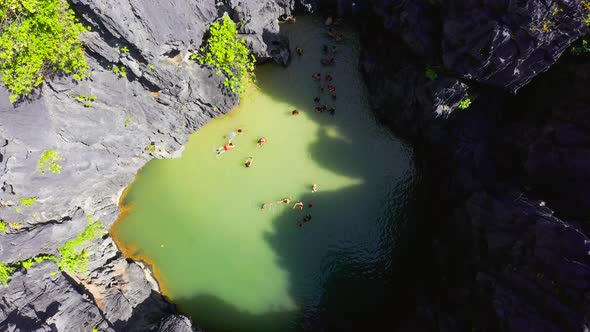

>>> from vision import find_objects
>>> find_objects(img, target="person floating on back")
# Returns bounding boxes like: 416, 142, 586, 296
216, 142, 235, 155
312, 184, 318, 193
245, 157, 253, 168
257, 137, 268, 147
293, 200, 304, 210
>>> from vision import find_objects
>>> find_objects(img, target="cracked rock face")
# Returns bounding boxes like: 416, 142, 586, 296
0, 0, 300, 331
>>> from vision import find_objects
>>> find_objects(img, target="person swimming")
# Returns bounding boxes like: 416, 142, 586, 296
296, 47, 303, 55
257, 137, 268, 147
261, 202, 272, 211
228, 128, 243, 142
292, 109, 300, 115
312, 73, 321, 81
245, 157, 253, 168
326, 74, 333, 82
312, 184, 318, 193
293, 200, 304, 210
314, 97, 320, 103
328, 108, 335, 115
278, 198, 291, 204
216, 142, 235, 155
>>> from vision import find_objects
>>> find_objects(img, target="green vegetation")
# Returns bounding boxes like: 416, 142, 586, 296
20, 197, 37, 207
146, 143, 156, 155
458, 98, 472, 110
57, 216, 104, 274
583, 1, 590, 26
148, 64, 155, 70
425, 65, 438, 81
0, 262, 14, 285
38, 150, 63, 174
0, 220, 6, 233
192, 14, 256, 96
113, 65, 127, 78
120, 46, 129, 54
571, 37, 590, 55
124, 117, 133, 128
73, 94, 97, 107
8, 222, 21, 230
0, 0, 89, 103
15, 254, 57, 269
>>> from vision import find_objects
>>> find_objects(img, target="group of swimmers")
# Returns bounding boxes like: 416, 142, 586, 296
216, 129, 268, 169
261, 184, 319, 228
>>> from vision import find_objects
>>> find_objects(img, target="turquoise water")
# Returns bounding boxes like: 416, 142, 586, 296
112, 17, 415, 331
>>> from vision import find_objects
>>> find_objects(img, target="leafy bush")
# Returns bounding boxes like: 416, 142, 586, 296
112, 65, 127, 78
192, 14, 255, 96
146, 143, 156, 155
72, 94, 97, 107
57, 216, 104, 274
119, 46, 129, 54
425, 65, 438, 80
0, 262, 14, 285
0, 0, 89, 103
0, 221, 6, 234
571, 38, 590, 55
458, 98, 472, 110
124, 117, 133, 128
38, 150, 62, 174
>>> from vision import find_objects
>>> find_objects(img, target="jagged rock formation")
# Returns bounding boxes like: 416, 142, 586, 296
2, 0, 590, 331
354, 0, 590, 331
0, 0, 306, 330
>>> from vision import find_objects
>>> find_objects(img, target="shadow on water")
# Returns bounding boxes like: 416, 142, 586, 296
155, 17, 423, 332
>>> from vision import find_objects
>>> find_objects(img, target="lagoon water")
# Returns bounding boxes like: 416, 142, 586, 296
112, 17, 415, 331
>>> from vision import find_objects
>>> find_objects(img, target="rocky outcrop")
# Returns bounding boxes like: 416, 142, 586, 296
0, 0, 302, 331
356, 0, 590, 331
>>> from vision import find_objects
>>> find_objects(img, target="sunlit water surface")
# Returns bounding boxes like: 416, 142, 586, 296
112, 16, 415, 331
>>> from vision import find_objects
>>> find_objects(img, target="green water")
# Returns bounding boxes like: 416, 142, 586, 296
113, 17, 415, 331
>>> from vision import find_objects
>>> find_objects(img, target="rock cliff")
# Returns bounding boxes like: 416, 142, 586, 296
2, 0, 590, 331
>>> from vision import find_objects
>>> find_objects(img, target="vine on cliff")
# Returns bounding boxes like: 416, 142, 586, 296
0, 0, 89, 103
192, 14, 256, 97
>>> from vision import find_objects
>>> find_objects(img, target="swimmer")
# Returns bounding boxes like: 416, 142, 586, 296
278, 198, 291, 204
308, 202, 313, 208
261, 202, 272, 212
323, 44, 329, 53
328, 108, 335, 115
245, 157, 253, 168
257, 137, 268, 147
326, 74, 333, 82
293, 200, 304, 210
314, 106, 323, 113
331, 45, 337, 53
296, 47, 303, 55
321, 58, 335, 66
303, 214, 312, 222
228, 128, 243, 141
314, 97, 320, 103
312, 184, 318, 193
216, 142, 235, 155
328, 85, 336, 93
292, 109, 300, 115
312, 73, 321, 81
